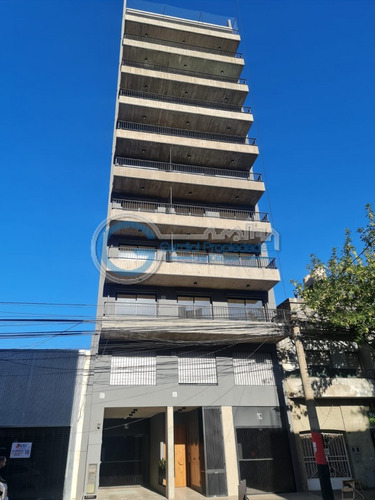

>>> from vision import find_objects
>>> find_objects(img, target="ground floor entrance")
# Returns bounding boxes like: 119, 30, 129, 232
99, 406, 229, 497
98, 406, 295, 498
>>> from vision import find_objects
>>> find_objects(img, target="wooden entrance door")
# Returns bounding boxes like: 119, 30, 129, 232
187, 415, 201, 490
174, 423, 187, 487
189, 437, 201, 489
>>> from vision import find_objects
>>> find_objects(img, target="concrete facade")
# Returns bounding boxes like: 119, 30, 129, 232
77, 4, 295, 500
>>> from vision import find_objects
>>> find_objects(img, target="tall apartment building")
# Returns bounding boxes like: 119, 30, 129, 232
78, 3, 295, 499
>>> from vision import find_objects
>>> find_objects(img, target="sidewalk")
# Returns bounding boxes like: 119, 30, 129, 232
97, 486, 375, 500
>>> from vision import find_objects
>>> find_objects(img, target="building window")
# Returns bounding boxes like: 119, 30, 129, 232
305, 350, 331, 377
344, 351, 361, 369
115, 293, 156, 316
110, 352, 156, 385
177, 296, 212, 318
178, 352, 217, 384
300, 432, 351, 485
305, 350, 331, 366
227, 298, 264, 320
233, 352, 275, 385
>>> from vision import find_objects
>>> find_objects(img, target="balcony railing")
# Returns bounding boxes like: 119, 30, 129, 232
111, 198, 269, 222
114, 157, 262, 181
119, 88, 251, 113
112, 248, 277, 269
117, 121, 256, 145
123, 33, 243, 58
122, 59, 247, 84
103, 302, 290, 323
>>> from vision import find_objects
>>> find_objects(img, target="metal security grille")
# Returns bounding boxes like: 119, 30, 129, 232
236, 427, 295, 493
300, 432, 351, 480
233, 352, 275, 385
110, 352, 156, 385
178, 352, 217, 384
202, 407, 227, 496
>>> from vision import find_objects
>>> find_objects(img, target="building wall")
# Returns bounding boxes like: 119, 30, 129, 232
290, 400, 375, 489
91, 348, 280, 410
0, 349, 81, 427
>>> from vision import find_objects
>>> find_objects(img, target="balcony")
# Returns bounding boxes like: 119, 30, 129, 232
120, 60, 248, 106
112, 198, 267, 221
101, 301, 290, 342
121, 58, 245, 84
119, 88, 251, 113
118, 89, 253, 136
114, 157, 260, 179
117, 120, 254, 144
125, 10, 241, 55
110, 198, 271, 242
115, 121, 258, 168
113, 157, 265, 206
123, 34, 244, 80
106, 248, 279, 290
124, 33, 243, 59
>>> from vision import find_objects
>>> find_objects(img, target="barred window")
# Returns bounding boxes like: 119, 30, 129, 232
178, 352, 217, 384
233, 352, 275, 386
110, 352, 156, 385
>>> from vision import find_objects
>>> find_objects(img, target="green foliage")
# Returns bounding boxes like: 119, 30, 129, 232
293, 204, 375, 344
158, 458, 166, 471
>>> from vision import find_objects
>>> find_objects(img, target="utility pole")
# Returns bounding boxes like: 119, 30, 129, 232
292, 322, 334, 500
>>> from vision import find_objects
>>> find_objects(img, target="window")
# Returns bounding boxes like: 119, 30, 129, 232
115, 294, 156, 316
227, 298, 264, 320
344, 351, 361, 370
177, 296, 212, 318
305, 350, 331, 377
300, 432, 351, 485
110, 352, 156, 385
178, 352, 217, 384
305, 350, 331, 366
233, 352, 275, 385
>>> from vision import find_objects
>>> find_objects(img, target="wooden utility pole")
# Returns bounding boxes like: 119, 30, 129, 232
292, 322, 334, 500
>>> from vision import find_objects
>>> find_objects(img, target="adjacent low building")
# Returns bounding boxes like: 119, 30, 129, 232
0, 349, 90, 500
278, 298, 375, 491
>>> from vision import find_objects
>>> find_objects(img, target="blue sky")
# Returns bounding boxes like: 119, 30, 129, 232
0, 0, 374, 349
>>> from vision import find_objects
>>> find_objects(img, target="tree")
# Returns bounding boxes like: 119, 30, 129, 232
293, 204, 375, 346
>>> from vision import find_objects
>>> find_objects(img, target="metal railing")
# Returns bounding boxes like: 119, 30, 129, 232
123, 32, 243, 58
103, 301, 290, 323
117, 121, 256, 146
126, 4, 239, 34
111, 198, 269, 222
112, 248, 277, 269
119, 88, 251, 113
122, 59, 247, 84
114, 157, 262, 181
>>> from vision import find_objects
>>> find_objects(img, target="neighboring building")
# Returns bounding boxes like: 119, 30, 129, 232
278, 298, 375, 491
78, 4, 295, 499
0, 349, 90, 500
